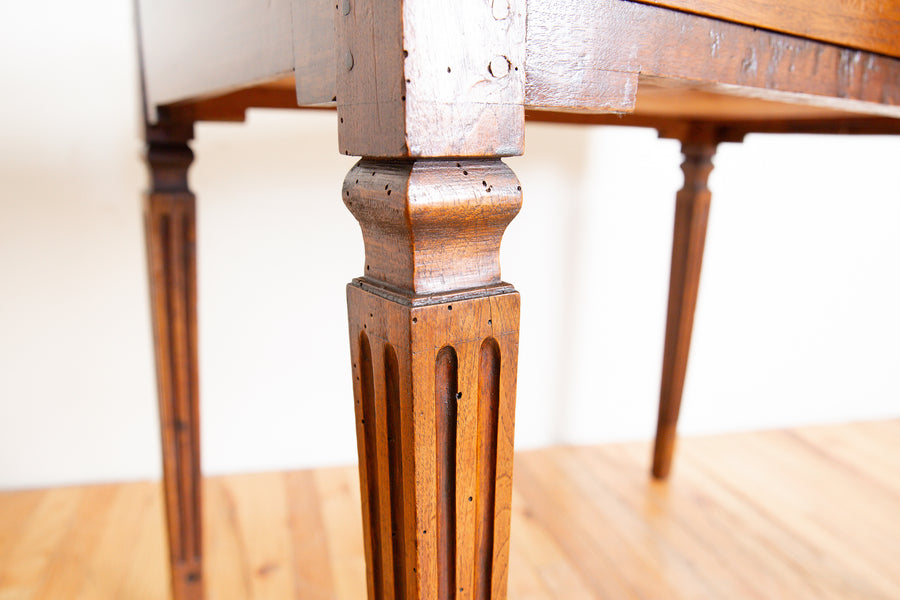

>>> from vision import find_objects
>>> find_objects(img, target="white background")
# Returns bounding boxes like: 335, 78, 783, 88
1, 1, 898, 489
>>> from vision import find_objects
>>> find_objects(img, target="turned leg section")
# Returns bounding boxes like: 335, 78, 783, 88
345, 159, 522, 600
653, 130, 719, 480
144, 122, 203, 600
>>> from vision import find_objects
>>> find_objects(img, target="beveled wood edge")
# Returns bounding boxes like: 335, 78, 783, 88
523, 109, 900, 139
157, 82, 900, 140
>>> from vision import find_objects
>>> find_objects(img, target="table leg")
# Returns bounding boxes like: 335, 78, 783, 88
653, 130, 719, 480
344, 159, 522, 600
144, 121, 203, 600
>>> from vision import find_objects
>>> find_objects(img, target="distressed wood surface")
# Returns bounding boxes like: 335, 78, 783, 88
527, 0, 900, 118
634, 0, 900, 59
142, 0, 900, 124
653, 126, 719, 480
344, 156, 522, 599
347, 288, 520, 600
334, 0, 526, 157
144, 122, 203, 600
293, 0, 337, 105
342, 159, 522, 298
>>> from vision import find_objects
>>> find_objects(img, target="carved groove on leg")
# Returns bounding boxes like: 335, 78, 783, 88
144, 121, 203, 600
346, 156, 521, 600
357, 332, 384, 600
386, 344, 407, 600
435, 346, 459, 600
348, 287, 519, 600
475, 338, 501, 600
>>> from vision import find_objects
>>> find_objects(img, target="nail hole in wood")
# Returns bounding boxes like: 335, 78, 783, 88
403, 50, 409, 58
469, 496, 473, 501
387, 190, 392, 195
456, 392, 462, 400
412, 317, 418, 323
448, 305, 452, 310
488, 319, 492, 325
340, 117, 343, 123
482, 180, 487, 186
463, 170, 468, 175
517, 185, 522, 191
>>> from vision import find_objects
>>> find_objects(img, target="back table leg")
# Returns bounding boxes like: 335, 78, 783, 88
653, 127, 720, 480
143, 120, 203, 600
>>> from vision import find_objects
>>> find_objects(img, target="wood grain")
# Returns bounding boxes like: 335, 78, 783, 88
653, 126, 719, 480
346, 286, 520, 600
143, 122, 203, 600
334, 0, 525, 156
140, 0, 900, 125
344, 155, 522, 599
343, 159, 522, 298
293, 0, 338, 105
634, 0, 900, 59
527, 0, 900, 118
3, 421, 900, 599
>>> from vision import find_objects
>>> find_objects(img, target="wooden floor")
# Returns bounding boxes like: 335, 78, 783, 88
1, 420, 898, 599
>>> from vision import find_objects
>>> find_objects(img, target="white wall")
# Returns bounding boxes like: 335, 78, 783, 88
1, 1, 898, 489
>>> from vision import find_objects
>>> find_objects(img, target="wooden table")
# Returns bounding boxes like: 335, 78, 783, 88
135, 1, 900, 599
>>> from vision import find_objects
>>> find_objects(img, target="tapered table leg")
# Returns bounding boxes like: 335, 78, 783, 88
143, 121, 203, 600
344, 159, 522, 600
333, 0, 526, 594
653, 128, 720, 480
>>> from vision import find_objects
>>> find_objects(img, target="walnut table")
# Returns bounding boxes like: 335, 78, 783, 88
135, 1, 900, 598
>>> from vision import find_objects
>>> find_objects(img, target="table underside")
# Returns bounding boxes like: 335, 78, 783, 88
140, 0, 900, 139
161, 74, 900, 140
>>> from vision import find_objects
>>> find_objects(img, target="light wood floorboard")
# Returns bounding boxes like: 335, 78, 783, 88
1, 420, 897, 599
